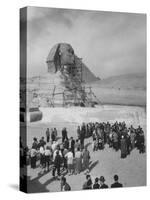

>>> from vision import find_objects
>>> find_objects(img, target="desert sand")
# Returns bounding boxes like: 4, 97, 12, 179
26, 104, 146, 192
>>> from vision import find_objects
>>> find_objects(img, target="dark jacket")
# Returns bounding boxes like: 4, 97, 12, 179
54, 154, 61, 167
100, 184, 108, 189
93, 183, 100, 189
111, 182, 123, 188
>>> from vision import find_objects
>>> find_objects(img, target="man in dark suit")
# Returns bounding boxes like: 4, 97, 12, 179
62, 127, 68, 143
111, 175, 123, 188
70, 137, 75, 157
52, 151, 61, 177
99, 176, 108, 189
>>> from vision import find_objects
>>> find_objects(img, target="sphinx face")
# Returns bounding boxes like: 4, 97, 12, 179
59, 43, 75, 66
47, 43, 75, 74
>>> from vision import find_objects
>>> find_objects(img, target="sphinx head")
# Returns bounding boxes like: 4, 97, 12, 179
46, 43, 75, 73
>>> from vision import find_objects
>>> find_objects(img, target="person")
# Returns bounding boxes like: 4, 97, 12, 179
62, 127, 68, 143
62, 147, 68, 171
65, 149, 74, 175
70, 137, 75, 156
99, 176, 108, 189
130, 130, 136, 150
111, 175, 123, 188
38, 137, 46, 148
77, 126, 81, 140
64, 138, 69, 150
82, 174, 93, 189
61, 176, 71, 191
120, 136, 127, 158
53, 128, 58, 141
80, 123, 86, 149
75, 139, 81, 151
82, 147, 90, 171
53, 145, 62, 161
32, 137, 38, 150
51, 140, 58, 152
126, 134, 131, 155
45, 146, 52, 172
75, 147, 82, 174
93, 177, 100, 189
30, 146, 37, 169
39, 146, 46, 173
51, 128, 56, 142
138, 131, 145, 153
52, 150, 62, 177
112, 131, 119, 151
46, 128, 50, 143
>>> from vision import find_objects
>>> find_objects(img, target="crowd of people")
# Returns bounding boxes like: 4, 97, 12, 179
29, 130, 91, 176
76, 121, 145, 158
20, 120, 145, 191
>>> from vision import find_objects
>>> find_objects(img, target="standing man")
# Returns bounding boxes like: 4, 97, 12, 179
62, 127, 68, 143
80, 123, 86, 149
120, 136, 127, 159
52, 151, 62, 177
70, 137, 75, 157
65, 149, 74, 175
82, 147, 90, 171
46, 128, 50, 143
111, 175, 123, 188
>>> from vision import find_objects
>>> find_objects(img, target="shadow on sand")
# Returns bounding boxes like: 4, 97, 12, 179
9, 184, 19, 191
89, 160, 99, 172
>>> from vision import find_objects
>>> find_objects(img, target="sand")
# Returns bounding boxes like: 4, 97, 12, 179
26, 105, 146, 192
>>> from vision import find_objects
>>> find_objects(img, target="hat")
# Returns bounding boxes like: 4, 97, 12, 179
100, 176, 105, 182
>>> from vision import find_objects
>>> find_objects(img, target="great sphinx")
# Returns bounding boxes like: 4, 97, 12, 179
46, 43, 83, 90
46, 43, 99, 106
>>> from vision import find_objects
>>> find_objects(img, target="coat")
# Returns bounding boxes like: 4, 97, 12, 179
120, 138, 127, 157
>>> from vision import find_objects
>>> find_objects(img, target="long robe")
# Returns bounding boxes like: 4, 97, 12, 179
120, 138, 127, 158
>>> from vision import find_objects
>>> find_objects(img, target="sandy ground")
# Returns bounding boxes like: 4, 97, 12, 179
91, 87, 146, 106
25, 105, 146, 193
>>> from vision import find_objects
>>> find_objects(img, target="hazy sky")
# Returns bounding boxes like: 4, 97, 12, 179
26, 7, 146, 79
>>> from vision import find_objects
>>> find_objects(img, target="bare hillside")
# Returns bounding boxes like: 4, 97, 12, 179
92, 73, 146, 90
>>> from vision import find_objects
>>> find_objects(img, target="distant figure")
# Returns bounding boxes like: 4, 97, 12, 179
52, 150, 61, 177
32, 137, 38, 150
53, 128, 58, 140
82, 174, 93, 189
120, 136, 127, 158
111, 175, 123, 188
65, 149, 74, 175
38, 137, 46, 148
61, 176, 71, 191
93, 177, 100, 189
51, 128, 56, 142
82, 147, 90, 170
45, 146, 52, 172
46, 128, 50, 143
75, 139, 81, 151
70, 137, 75, 156
39, 146, 46, 173
130, 130, 136, 150
77, 126, 81, 140
62, 127, 68, 143
30, 146, 37, 169
80, 123, 86, 149
99, 176, 108, 189
75, 147, 82, 174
